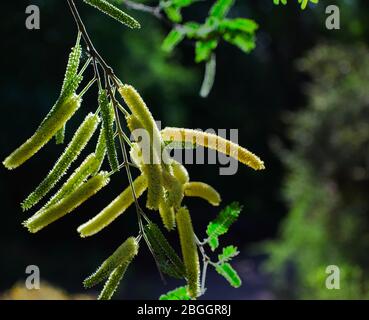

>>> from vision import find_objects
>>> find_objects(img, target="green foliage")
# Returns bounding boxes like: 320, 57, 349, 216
83, 0, 140, 28
195, 39, 218, 63
218, 245, 239, 263
144, 222, 186, 279
158, 0, 258, 96
215, 262, 241, 288
161, 0, 198, 23
209, 0, 234, 19
98, 89, 119, 172
159, 286, 191, 300
162, 28, 186, 53
21, 113, 100, 211
206, 202, 242, 251
264, 43, 369, 299
273, 0, 319, 10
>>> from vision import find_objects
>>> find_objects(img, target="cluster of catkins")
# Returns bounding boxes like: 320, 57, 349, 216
3, 60, 264, 299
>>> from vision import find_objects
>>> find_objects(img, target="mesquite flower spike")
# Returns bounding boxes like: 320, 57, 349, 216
24, 172, 110, 233
78, 174, 147, 237
21, 113, 100, 211
3, 94, 81, 170
184, 182, 221, 206
161, 127, 265, 171
176, 207, 200, 299
84, 236, 139, 288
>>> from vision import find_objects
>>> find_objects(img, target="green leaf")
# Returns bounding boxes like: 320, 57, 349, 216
200, 53, 216, 98
215, 263, 242, 288
161, 0, 198, 22
273, 0, 319, 9
159, 286, 191, 300
223, 31, 256, 54
144, 223, 186, 279
206, 202, 243, 250
162, 29, 186, 53
163, 6, 182, 23
98, 89, 119, 172
195, 39, 218, 63
209, 0, 234, 18
183, 22, 201, 38
83, 0, 140, 28
218, 245, 239, 263
219, 18, 259, 34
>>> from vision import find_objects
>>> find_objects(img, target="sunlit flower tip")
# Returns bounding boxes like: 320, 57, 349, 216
184, 182, 221, 206
77, 174, 147, 238
23, 172, 110, 234
3, 94, 81, 170
158, 198, 176, 231
83, 237, 139, 288
172, 161, 189, 185
161, 127, 265, 171
176, 207, 200, 299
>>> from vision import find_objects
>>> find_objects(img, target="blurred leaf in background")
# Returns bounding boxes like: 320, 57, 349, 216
264, 43, 369, 299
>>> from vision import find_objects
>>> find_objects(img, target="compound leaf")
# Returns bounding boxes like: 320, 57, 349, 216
159, 286, 191, 300
215, 262, 242, 288
206, 202, 243, 251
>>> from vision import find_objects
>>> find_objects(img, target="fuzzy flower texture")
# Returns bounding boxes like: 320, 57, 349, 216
3, 83, 264, 299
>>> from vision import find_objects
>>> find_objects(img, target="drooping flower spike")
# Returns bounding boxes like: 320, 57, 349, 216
78, 174, 147, 238
176, 207, 201, 299
3, 94, 81, 170
161, 127, 265, 171
24, 172, 110, 233
84, 236, 139, 288
21, 113, 100, 211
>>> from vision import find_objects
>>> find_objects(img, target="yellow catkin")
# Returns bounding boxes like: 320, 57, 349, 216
162, 170, 184, 209
77, 174, 147, 237
141, 163, 164, 210
127, 114, 164, 210
172, 161, 189, 185
24, 172, 110, 234
84, 237, 139, 288
176, 207, 200, 299
161, 127, 265, 171
158, 197, 175, 231
120, 86, 162, 164
3, 95, 81, 170
184, 182, 221, 206
129, 143, 143, 167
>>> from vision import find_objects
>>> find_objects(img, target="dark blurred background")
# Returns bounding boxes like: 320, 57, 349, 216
1, 0, 369, 299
